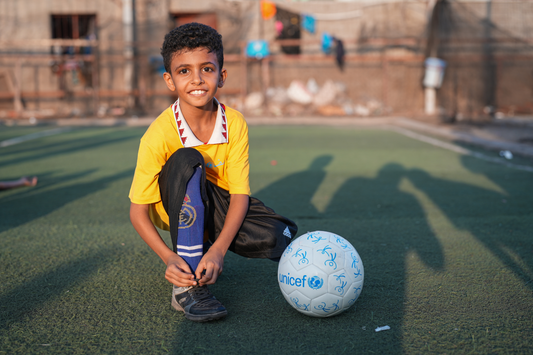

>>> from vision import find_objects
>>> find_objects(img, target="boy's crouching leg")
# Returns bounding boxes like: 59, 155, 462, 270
206, 182, 298, 259
238, 196, 298, 259
160, 149, 227, 321
159, 148, 208, 253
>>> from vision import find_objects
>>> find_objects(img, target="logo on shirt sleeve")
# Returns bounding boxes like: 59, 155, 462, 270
205, 160, 225, 169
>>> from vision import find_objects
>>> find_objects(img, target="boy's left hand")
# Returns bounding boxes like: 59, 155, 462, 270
193, 194, 248, 286
195, 248, 224, 286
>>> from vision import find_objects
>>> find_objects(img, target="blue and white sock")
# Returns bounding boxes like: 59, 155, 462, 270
176, 166, 204, 273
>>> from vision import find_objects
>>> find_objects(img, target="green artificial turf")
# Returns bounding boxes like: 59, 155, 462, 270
0, 124, 532, 354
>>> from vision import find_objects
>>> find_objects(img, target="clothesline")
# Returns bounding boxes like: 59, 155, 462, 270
302, 9, 362, 21
262, 1, 364, 22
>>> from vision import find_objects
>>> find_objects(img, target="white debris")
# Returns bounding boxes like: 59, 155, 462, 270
287, 80, 313, 105
499, 150, 513, 160
313, 80, 337, 107
334, 81, 347, 93
375, 325, 391, 332
343, 104, 354, 115
366, 99, 382, 113
495, 111, 505, 119
97, 105, 108, 117
266, 87, 290, 106
244, 92, 264, 110
306, 78, 319, 95
354, 104, 370, 116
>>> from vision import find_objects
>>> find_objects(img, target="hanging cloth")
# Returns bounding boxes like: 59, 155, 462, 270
321, 32, 333, 54
335, 38, 345, 71
261, 1, 277, 20
246, 40, 270, 59
275, 20, 284, 36
302, 14, 316, 34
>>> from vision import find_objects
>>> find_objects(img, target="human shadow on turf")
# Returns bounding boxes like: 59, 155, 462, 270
407, 157, 533, 291
168, 160, 444, 354
322, 163, 444, 352
167, 155, 342, 353
326, 163, 445, 271
253, 155, 333, 219
0, 168, 133, 235
0, 129, 141, 169
0, 247, 120, 330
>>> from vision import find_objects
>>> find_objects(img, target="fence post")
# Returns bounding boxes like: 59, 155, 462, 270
14, 61, 23, 116
240, 41, 247, 106
382, 53, 388, 109
92, 42, 100, 117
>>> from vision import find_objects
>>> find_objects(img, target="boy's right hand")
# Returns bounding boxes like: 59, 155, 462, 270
165, 254, 197, 287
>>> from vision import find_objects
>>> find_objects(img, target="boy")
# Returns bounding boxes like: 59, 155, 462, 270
129, 23, 297, 322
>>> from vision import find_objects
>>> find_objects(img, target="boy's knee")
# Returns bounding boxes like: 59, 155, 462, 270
161, 148, 205, 180
159, 148, 206, 210
167, 148, 204, 167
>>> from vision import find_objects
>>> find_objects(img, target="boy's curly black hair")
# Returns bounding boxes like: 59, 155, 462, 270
161, 22, 224, 74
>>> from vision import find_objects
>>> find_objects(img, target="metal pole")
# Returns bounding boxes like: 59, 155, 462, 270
14, 62, 23, 116
241, 42, 247, 106
123, 0, 135, 109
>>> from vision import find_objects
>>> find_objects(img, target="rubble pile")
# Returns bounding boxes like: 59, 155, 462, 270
235, 79, 389, 117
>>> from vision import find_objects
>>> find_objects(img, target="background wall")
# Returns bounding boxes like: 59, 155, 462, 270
0, 0, 531, 121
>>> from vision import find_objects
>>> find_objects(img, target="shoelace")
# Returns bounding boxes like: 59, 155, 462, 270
188, 286, 222, 308
189, 286, 210, 300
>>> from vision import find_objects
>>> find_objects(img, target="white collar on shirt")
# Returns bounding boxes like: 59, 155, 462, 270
171, 98, 228, 148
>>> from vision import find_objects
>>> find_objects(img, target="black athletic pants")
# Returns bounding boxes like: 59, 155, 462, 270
159, 148, 298, 259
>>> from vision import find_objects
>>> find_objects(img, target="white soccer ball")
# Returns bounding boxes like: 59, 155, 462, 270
278, 231, 364, 317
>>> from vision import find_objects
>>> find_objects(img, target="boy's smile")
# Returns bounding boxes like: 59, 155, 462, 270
163, 48, 227, 115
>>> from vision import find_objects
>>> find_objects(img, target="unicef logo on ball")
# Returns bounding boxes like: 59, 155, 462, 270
308, 276, 324, 290
277, 231, 364, 318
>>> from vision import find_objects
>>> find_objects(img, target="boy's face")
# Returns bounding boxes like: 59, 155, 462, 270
163, 48, 227, 112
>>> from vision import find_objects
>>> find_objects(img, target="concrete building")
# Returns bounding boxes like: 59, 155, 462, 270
0, 0, 531, 121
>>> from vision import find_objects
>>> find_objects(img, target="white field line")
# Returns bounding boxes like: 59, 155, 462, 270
389, 126, 533, 173
0, 127, 72, 148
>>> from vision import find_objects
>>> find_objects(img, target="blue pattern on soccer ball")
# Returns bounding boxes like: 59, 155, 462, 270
282, 244, 293, 258
318, 244, 332, 255
291, 297, 310, 311
335, 280, 347, 295
314, 299, 340, 313
349, 286, 362, 304
324, 252, 338, 270
307, 233, 326, 244
331, 299, 341, 312
314, 302, 330, 313
333, 273, 346, 282
353, 267, 362, 279
351, 252, 360, 268
308, 276, 324, 290
334, 236, 351, 250
334, 273, 347, 294
292, 248, 309, 265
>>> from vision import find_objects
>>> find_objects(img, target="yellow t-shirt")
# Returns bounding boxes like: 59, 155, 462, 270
129, 103, 250, 230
